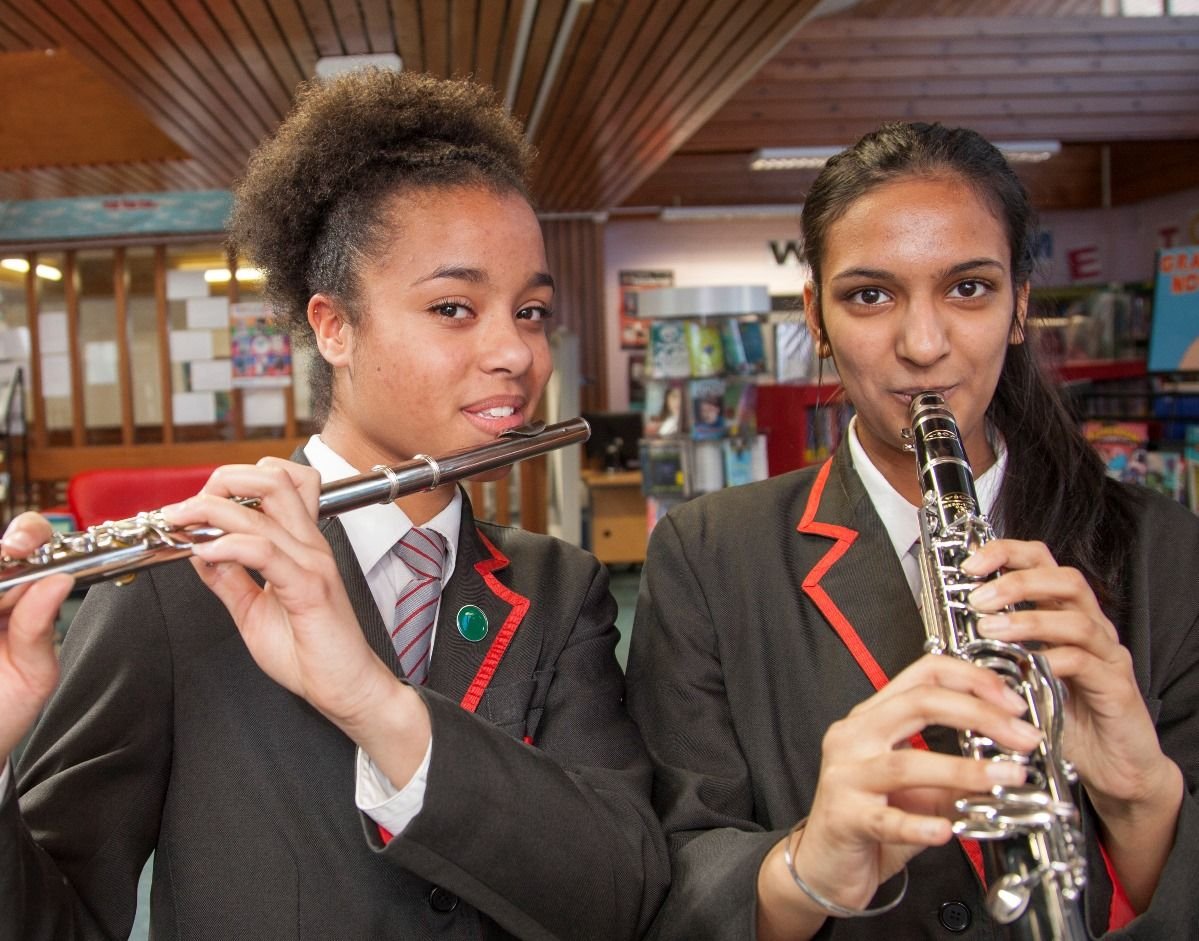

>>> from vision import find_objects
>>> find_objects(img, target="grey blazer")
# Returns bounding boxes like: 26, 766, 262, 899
3, 490, 668, 940
627, 444, 1199, 939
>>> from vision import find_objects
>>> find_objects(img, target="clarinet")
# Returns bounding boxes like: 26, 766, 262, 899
0, 418, 589, 598
905, 392, 1087, 940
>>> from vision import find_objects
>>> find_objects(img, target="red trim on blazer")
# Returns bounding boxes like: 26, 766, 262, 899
798, 457, 987, 887
376, 533, 531, 847
459, 532, 529, 715
1100, 841, 1135, 930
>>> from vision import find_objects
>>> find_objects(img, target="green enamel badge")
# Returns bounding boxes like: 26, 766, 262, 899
456, 605, 488, 642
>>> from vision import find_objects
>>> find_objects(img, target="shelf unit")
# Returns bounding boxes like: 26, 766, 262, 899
635, 285, 772, 518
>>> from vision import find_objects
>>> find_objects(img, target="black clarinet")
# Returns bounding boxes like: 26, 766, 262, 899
906, 392, 1087, 940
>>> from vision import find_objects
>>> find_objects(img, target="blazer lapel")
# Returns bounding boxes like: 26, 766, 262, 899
796, 446, 926, 689
291, 445, 400, 676
427, 492, 532, 712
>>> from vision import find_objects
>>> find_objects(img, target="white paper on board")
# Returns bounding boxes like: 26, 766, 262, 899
188, 358, 233, 392
172, 391, 217, 425
243, 388, 286, 427
169, 330, 215, 363
166, 270, 210, 300
40, 353, 71, 396
186, 296, 230, 330
38, 312, 69, 354
84, 341, 119, 385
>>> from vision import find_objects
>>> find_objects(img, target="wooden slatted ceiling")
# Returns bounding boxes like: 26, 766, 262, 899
0, 1, 1196, 213
688, 15, 1199, 149
635, 11, 1199, 210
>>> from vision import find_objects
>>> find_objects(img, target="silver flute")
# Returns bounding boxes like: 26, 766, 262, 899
905, 392, 1087, 940
0, 418, 589, 598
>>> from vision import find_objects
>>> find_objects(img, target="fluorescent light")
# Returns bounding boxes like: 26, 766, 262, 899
751, 140, 1062, 171
1, 258, 63, 281
994, 141, 1062, 163
315, 54, 402, 78
659, 204, 802, 222
204, 267, 263, 283
750, 147, 845, 171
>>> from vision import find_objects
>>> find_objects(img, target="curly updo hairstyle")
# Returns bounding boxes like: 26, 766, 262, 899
228, 68, 536, 423
800, 121, 1136, 619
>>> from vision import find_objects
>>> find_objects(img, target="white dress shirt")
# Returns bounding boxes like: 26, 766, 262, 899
846, 416, 1006, 602
303, 435, 462, 836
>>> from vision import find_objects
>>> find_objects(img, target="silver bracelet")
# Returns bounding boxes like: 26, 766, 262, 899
782, 818, 909, 919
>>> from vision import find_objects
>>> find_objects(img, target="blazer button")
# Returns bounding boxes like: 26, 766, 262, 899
938, 900, 971, 932
428, 886, 459, 914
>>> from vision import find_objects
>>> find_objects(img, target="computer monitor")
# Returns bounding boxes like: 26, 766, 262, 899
580, 411, 643, 471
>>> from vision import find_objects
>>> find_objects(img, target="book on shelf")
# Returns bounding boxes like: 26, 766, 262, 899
1143, 451, 1185, 503
722, 379, 758, 438
1083, 420, 1150, 484
686, 440, 725, 495
739, 320, 768, 374
805, 403, 853, 464
640, 439, 687, 498
688, 377, 727, 440
1186, 426, 1199, 511
722, 434, 769, 488
643, 378, 689, 437
686, 321, 725, 377
647, 320, 691, 378
720, 319, 768, 375
646, 494, 684, 536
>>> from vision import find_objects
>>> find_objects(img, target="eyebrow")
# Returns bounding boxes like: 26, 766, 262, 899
829, 258, 1006, 285
413, 265, 555, 292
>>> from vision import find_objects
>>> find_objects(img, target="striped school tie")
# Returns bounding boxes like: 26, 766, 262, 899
391, 527, 446, 685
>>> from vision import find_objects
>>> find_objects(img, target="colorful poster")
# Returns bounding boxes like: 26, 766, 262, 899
1148, 246, 1199, 371
229, 302, 292, 388
619, 270, 673, 350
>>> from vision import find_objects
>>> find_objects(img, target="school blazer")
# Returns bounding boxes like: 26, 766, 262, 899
3, 489, 668, 941
627, 444, 1199, 939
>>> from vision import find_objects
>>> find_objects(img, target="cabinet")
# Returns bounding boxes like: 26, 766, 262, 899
756, 382, 849, 476
581, 469, 647, 565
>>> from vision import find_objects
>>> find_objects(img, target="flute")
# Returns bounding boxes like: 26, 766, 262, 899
0, 417, 589, 598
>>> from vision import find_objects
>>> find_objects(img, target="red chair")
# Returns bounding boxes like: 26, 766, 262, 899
67, 464, 219, 530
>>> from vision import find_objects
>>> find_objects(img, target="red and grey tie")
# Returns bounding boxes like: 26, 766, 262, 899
391, 527, 446, 685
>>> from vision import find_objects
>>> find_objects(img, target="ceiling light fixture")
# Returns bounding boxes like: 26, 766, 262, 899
750, 140, 1062, 171
1, 258, 63, 281
993, 140, 1062, 163
315, 54, 402, 79
749, 147, 845, 171
659, 204, 803, 222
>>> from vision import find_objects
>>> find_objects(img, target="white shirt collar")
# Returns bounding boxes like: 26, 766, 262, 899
847, 416, 1006, 560
301, 434, 462, 582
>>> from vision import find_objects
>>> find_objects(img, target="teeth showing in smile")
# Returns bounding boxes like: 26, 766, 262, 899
476, 406, 515, 419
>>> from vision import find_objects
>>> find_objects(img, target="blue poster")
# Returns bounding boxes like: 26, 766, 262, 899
0, 191, 232, 242
1149, 246, 1199, 372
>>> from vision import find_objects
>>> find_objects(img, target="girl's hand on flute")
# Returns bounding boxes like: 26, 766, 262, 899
0, 513, 74, 762
162, 460, 430, 790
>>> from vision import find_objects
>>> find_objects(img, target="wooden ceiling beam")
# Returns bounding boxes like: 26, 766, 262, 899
389, 0, 425, 74
583, 0, 824, 211
295, 0, 347, 58
233, 0, 313, 96
534, 0, 688, 203
12, 1, 248, 180
509, 0, 569, 123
